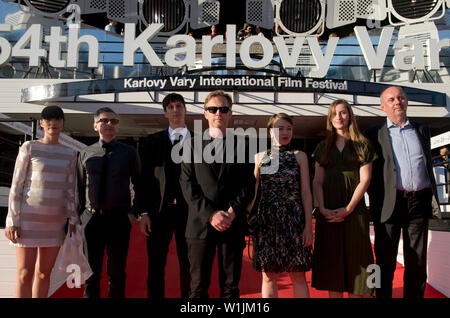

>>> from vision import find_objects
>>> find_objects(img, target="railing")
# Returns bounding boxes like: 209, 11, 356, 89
0, 118, 38, 140
432, 155, 450, 218
0, 119, 37, 192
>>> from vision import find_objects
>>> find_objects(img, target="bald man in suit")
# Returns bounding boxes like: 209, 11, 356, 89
365, 86, 439, 298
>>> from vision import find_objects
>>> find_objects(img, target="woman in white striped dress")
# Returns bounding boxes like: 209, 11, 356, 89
4, 106, 78, 298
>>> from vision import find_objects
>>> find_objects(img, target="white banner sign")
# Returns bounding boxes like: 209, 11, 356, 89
431, 131, 450, 149
0, 23, 449, 77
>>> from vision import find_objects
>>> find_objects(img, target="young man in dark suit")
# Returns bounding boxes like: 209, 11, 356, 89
179, 90, 256, 298
365, 86, 439, 298
139, 93, 191, 298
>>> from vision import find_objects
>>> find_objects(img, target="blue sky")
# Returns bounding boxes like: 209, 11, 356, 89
0, 1, 22, 24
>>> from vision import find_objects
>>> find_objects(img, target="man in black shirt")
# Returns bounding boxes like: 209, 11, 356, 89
76, 107, 141, 298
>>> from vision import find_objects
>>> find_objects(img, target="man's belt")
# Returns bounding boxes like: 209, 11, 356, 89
397, 187, 431, 199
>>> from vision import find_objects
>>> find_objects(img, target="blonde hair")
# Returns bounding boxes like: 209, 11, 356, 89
321, 100, 369, 166
204, 90, 232, 108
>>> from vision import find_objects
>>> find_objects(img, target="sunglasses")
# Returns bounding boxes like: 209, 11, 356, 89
97, 118, 119, 125
205, 106, 231, 114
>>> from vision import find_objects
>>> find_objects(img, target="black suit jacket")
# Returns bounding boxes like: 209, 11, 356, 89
179, 134, 256, 240
364, 120, 439, 223
140, 129, 191, 217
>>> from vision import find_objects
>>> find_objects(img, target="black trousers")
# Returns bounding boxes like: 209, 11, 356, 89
146, 204, 190, 298
187, 232, 245, 298
374, 188, 432, 298
80, 209, 131, 298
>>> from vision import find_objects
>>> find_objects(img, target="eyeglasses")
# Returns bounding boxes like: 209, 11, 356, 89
97, 118, 119, 125
205, 106, 231, 114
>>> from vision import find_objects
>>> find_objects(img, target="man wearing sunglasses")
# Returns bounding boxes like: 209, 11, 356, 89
139, 93, 192, 299
180, 90, 256, 298
76, 107, 142, 298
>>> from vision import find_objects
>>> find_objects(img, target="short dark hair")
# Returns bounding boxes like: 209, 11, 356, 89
162, 93, 186, 111
41, 105, 64, 120
94, 107, 117, 122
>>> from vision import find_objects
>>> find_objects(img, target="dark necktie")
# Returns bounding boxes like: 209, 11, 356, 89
173, 133, 182, 146
98, 143, 111, 208
172, 133, 183, 156
212, 138, 225, 175
167, 133, 182, 204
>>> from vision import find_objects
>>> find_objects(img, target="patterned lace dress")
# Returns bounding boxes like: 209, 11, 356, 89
252, 148, 312, 273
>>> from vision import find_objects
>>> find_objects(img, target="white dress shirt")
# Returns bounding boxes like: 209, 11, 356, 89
168, 126, 188, 144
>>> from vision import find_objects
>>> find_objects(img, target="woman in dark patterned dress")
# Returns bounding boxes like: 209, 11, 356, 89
311, 100, 376, 298
248, 113, 313, 298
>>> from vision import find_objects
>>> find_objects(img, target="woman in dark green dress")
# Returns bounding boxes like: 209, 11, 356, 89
312, 100, 377, 297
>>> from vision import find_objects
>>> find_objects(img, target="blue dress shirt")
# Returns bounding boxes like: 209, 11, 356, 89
387, 118, 431, 192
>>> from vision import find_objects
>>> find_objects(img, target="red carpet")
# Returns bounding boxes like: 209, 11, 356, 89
51, 223, 446, 298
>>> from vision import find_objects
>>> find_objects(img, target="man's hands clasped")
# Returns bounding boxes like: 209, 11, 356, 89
209, 207, 236, 232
